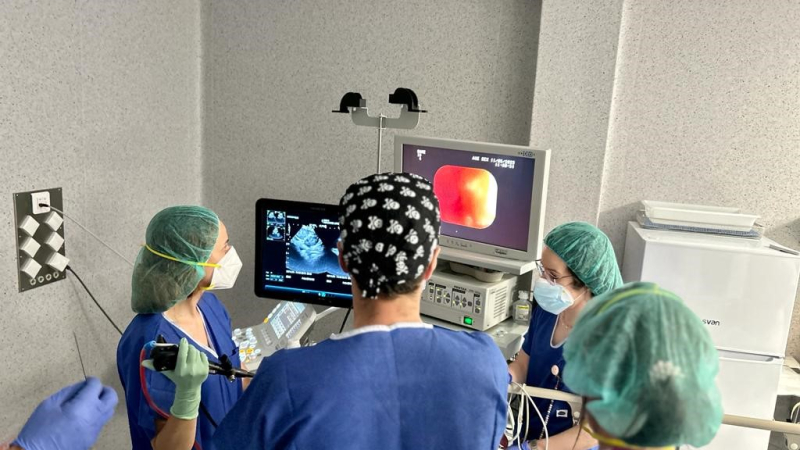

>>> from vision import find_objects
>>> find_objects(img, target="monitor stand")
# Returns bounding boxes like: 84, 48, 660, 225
448, 261, 504, 283
438, 246, 536, 276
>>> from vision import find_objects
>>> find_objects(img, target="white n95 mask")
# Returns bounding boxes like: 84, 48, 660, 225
207, 246, 243, 290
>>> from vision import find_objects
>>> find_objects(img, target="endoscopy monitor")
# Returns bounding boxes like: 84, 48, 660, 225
395, 136, 550, 262
255, 198, 353, 307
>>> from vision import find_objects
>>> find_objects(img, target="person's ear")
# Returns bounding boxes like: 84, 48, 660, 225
196, 265, 214, 290
337, 241, 349, 274
422, 246, 441, 280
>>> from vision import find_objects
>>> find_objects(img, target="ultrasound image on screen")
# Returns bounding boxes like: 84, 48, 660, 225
260, 206, 352, 301
402, 144, 536, 251
287, 224, 347, 277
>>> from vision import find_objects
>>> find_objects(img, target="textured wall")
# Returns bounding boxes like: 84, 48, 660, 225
0, 1, 202, 447
202, 0, 542, 336
597, 0, 800, 355
530, 0, 624, 232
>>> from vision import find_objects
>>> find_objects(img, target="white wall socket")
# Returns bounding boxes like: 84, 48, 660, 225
31, 192, 51, 215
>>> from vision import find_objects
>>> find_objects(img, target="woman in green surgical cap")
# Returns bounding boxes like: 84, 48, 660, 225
506, 222, 622, 450
116, 206, 245, 450
563, 282, 723, 449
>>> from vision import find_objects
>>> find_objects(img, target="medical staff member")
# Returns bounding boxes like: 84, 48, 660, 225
563, 282, 722, 449
3, 377, 117, 450
507, 222, 623, 450
117, 206, 244, 450
212, 173, 509, 450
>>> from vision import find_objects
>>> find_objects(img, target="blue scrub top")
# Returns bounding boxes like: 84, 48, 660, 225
117, 292, 243, 450
212, 324, 508, 450
521, 306, 575, 440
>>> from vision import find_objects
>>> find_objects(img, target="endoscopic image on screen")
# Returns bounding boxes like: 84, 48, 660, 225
287, 224, 347, 277
402, 144, 536, 251
433, 165, 498, 230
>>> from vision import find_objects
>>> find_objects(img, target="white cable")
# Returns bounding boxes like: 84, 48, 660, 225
528, 391, 548, 450
791, 401, 800, 423
517, 386, 531, 447
522, 388, 530, 448
505, 385, 526, 448
314, 306, 341, 322
506, 384, 526, 448
505, 388, 521, 447
522, 383, 549, 450
45, 205, 134, 267
510, 384, 528, 447
518, 387, 525, 447
510, 383, 549, 450
504, 395, 515, 445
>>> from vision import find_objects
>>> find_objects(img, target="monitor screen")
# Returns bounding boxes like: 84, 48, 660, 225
400, 143, 536, 252
255, 199, 353, 307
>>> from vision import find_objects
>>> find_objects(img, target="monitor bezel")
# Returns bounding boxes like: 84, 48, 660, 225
394, 136, 550, 262
254, 198, 353, 308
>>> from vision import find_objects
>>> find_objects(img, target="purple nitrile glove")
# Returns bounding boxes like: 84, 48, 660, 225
12, 377, 118, 450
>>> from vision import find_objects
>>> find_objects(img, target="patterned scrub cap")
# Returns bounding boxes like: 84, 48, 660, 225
339, 172, 441, 299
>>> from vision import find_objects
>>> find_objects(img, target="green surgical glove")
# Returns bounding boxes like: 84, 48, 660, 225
142, 338, 209, 420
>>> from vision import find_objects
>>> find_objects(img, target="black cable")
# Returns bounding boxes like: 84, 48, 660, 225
66, 265, 124, 336
339, 308, 351, 333
199, 402, 219, 428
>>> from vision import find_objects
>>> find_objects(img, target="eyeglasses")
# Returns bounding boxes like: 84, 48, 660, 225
535, 260, 574, 284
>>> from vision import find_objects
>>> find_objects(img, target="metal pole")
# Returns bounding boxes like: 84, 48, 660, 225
315, 306, 341, 323
377, 115, 385, 173
723, 414, 800, 435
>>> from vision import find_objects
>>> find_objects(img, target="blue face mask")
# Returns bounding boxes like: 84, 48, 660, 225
533, 278, 576, 315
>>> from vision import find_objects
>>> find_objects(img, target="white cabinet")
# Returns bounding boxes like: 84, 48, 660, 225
623, 222, 800, 450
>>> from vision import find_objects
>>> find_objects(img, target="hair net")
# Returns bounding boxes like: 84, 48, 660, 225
563, 282, 722, 448
131, 206, 220, 313
544, 222, 622, 296
339, 172, 440, 299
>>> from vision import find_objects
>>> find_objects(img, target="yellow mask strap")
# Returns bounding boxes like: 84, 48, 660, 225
144, 244, 221, 269
582, 426, 673, 450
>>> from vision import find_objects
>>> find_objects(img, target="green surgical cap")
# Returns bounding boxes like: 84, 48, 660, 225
544, 222, 622, 296
131, 206, 220, 314
563, 282, 722, 448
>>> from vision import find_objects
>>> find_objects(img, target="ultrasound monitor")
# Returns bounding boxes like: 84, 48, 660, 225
395, 136, 550, 261
255, 198, 353, 307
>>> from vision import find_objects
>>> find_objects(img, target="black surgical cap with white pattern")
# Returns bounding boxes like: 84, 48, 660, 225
339, 172, 441, 299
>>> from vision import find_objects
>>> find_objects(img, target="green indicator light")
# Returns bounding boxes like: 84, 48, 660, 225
464, 317, 474, 325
